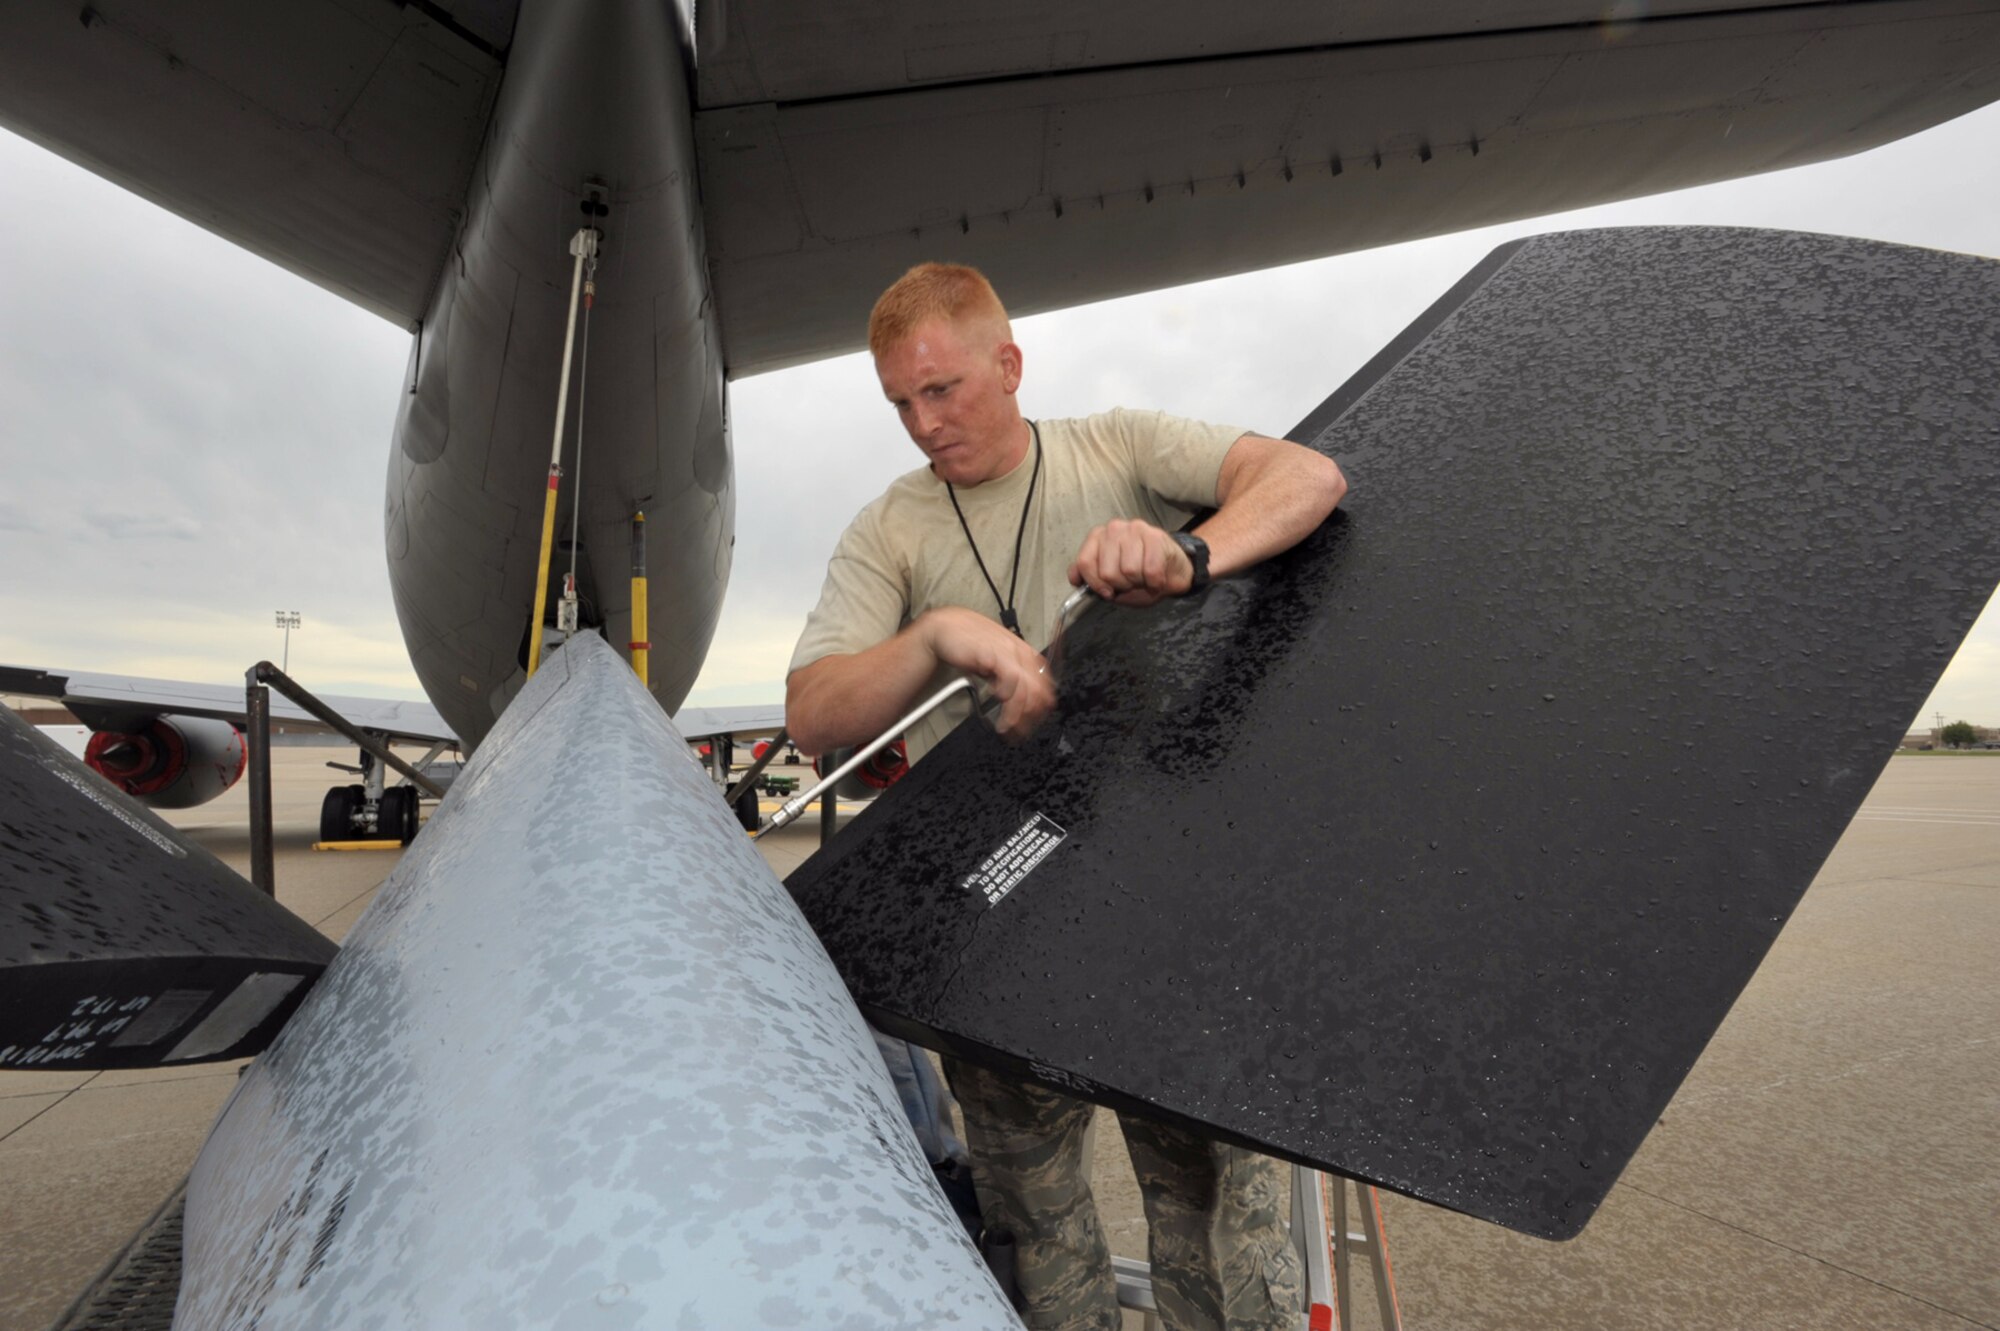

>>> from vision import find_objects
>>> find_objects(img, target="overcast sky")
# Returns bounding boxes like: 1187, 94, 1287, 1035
1, 104, 1996, 731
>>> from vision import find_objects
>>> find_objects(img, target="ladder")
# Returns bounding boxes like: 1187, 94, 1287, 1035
1111, 1163, 1403, 1331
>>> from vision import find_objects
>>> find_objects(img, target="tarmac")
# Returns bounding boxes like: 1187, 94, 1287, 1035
2, 748, 1996, 1331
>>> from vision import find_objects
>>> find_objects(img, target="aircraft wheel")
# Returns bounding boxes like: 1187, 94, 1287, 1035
318, 786, 359, 841
386, 787, 420, 846
733, 783, 761, 833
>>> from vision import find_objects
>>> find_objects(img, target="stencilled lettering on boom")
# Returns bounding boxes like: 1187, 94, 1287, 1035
0, 994, 153, 1066
217, 1149, 358, 1327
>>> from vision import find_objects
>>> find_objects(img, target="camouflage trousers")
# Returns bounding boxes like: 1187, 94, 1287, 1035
946, 1057, 1303, 1331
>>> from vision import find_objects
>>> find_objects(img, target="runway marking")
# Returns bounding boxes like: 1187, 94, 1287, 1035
1865, 805, 2000, 815
310, 884, 385, 933
1854, 811, 2000, 827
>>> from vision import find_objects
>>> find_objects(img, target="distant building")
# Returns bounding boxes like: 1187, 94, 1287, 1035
3, 695, 76, 725
1904, 723, 1999, 750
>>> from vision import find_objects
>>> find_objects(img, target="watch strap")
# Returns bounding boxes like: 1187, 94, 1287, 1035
1171, 530, 1210, 593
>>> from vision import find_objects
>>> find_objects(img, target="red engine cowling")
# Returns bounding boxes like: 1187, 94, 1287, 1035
813, 740, 909, 803
85, 716, 247, 809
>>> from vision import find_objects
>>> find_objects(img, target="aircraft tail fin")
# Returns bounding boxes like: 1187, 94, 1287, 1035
785, 226, 2000, 1240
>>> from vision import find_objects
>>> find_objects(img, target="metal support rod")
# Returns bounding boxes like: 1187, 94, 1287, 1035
754, 678, 973, 837
249, 661, 444, 798
408, 740, 451, 775
526, 227, 599, 679
723, 728, 789, 808
1297, 1167, 1335, 1329
245, 669, 274, 896
1334, 1178, 1351, 1331
361, 746, 386, 809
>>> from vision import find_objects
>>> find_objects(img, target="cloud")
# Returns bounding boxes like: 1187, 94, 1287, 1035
0, 598, 424, 697
1914, 587, 2000, 727
78, 511, 203, 542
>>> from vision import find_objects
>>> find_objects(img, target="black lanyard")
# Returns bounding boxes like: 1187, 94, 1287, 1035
946, 420, 1041, 638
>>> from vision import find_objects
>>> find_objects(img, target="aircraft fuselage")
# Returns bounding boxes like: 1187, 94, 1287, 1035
387, 0, 732, 748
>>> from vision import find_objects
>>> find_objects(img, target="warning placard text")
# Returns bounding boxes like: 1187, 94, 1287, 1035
961, 812, 1068, 908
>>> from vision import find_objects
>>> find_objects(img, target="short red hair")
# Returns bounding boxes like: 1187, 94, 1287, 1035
868, 263, 1012, 359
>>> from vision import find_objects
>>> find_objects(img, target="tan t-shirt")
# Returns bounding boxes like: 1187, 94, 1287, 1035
789, 408, 1246, 761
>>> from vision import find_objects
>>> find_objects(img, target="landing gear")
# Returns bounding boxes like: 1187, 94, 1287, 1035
384, 786, 420, 845
319, 784, 364, 841
317, 782, 421, 844
705, 734, 763, 832
317, 739, 424, 844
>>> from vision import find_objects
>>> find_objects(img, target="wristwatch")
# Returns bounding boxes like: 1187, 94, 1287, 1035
1169, 530, 1211, 594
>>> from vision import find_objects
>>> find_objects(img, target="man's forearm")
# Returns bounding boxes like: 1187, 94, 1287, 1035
1199, 436, 1347, 579
787, 606, 1060, 753
785, 625, 943, 757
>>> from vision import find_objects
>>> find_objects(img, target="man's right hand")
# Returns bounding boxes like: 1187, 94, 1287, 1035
916, 607, 1057, 741
787, 607, 1057, 755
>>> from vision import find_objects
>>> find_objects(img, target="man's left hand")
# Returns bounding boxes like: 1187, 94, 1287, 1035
1068, 518, 1192, 608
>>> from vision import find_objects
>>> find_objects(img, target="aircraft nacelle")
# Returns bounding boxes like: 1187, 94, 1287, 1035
84, 715, 245, 810
816, 739, 909, 804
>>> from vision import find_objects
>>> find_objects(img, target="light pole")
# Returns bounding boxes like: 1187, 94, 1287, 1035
276, 610, 301, 673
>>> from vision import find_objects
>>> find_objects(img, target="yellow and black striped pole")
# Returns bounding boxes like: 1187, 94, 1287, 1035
630, 511, 649, 686
525, 461, 562, 678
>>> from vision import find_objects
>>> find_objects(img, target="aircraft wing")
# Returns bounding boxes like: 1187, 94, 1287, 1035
0, 0, 514, 328
0, 665, 458, 747
8, 3, 2000, 369
1, 658, 776, 747
7, 3, 1998, 371
694, 0, 2000, 373
669, 703, 789, 743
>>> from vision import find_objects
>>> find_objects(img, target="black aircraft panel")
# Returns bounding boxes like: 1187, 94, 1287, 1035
785, 227, 2000, 1240
0, 706, 334, 1070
